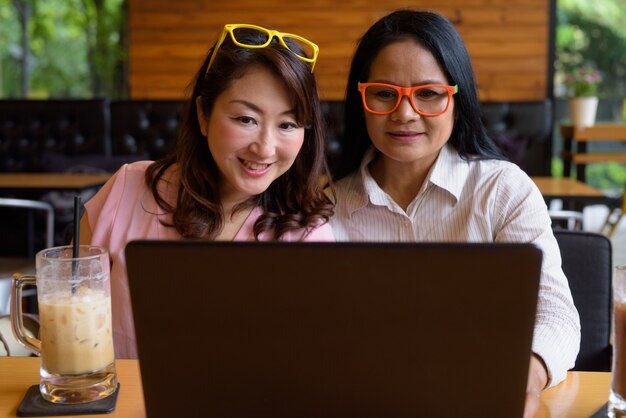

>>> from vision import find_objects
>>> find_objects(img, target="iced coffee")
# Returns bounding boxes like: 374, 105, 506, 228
39, 288, 114, 375
11, 245, 117, 404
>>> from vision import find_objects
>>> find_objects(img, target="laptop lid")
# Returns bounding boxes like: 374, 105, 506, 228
125, 241, 541, 418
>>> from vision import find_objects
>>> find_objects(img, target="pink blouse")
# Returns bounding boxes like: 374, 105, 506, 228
85, 161, 334, 358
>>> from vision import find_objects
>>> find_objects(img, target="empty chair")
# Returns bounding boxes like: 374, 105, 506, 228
554, 230, 612, 371
549, 209, 584, 231
0, 198, 52, 356
0, 197, 54, 276
0, 197, 54, 313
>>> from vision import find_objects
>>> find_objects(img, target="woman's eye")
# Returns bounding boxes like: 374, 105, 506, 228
279, 121, 299, 130
415, 89, 441, 100
236, 116, 256, 125
376, 90, 397, 100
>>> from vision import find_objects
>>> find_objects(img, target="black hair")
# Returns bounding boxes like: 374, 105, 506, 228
337, 8, 505, 179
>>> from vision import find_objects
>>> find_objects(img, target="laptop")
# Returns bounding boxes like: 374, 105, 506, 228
124, 241, 542, 418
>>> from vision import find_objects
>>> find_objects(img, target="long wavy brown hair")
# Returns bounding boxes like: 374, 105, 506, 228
145, 26, 334, 240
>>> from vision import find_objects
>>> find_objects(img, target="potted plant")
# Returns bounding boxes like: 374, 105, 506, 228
564, 66, 602, 127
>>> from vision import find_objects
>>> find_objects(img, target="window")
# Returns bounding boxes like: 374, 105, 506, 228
0, 0, 127, 99
553, 0, 626, 192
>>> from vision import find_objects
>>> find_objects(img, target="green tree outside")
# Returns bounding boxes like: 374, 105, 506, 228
555, 0, 626, 193
0, 0, 126, 98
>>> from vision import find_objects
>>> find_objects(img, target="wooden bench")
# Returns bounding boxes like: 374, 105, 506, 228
560, 124, 626, 233
561, 123, 626, 182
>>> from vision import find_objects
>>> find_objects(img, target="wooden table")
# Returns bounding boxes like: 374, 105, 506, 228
0, 173, 111, 195
0, 357, 613, 417
532, 176, 606, 202
0, 357, 145, 417
561, 123, 626, 182
531, 176, 615, 215
538, 371, 611, 417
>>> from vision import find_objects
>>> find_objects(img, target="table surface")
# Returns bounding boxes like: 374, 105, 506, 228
561, 123, 626, 141
0, 173, 112, 191
0, 173, 604, 197
531, 176, 605, 198
0, 357, 145, 417
0, 357, 613, 418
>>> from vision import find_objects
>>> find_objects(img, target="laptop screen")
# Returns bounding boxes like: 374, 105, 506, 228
125, 241, 541, 418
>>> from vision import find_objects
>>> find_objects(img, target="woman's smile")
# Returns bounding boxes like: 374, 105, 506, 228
387, 129, 423, 141
238, 158, 273, 176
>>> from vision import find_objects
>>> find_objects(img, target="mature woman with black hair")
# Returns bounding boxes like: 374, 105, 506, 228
81, 24, 334, 359
330, 9, 579, 417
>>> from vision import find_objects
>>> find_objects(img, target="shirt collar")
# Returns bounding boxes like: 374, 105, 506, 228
428, 143, 470, 203
360, 147, 394, 208
343, 143, 470, 215
340, 147, 379, 216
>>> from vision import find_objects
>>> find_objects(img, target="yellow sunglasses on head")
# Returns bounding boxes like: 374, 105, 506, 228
205, 23, 319, 74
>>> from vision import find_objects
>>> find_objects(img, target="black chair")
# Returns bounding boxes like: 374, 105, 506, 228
553, 230, 612, 371
0, 197, 54, 265
109, 99, 184, 161
0, 99, 110, 172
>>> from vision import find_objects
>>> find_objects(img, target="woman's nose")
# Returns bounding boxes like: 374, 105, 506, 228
391, 96, 421, 123
249, 129, 275, 158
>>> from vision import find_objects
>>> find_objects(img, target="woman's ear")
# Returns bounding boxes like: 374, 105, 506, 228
196, 96, 208, 137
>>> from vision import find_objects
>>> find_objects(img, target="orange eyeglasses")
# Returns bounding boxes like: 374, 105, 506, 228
358, 83, 458, 116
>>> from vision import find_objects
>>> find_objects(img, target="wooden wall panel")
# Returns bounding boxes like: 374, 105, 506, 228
129, 0, 550, 101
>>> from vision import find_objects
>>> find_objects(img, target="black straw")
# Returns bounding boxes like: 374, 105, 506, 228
73, 195, 81, 259
72, 196, 81, 293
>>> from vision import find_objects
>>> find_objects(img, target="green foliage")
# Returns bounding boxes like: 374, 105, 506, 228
555, 0, 626, 188
30, 0, 92, 97
0, 1, 20, 97
551, 158, 564, 178
555, 5, 626, 101
552, 158, 625, 193
0, 0, 126, 98
586, 163, 626, 193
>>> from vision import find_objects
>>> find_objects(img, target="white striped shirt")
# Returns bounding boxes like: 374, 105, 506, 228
331, 144, 581, 387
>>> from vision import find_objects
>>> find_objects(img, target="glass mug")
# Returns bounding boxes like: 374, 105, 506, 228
11, 245, 117, 404
611, 264, 626, 417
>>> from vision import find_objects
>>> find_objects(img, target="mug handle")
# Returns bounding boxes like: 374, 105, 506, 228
11, 273, 41, 356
